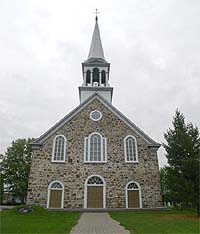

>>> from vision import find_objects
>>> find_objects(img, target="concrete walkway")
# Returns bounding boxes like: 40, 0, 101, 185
70, 212, 129, 234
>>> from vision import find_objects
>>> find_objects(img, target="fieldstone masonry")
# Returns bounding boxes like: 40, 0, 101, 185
27, 98, 162, 208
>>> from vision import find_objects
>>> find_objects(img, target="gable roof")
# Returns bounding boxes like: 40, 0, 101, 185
32, 93, 160, 148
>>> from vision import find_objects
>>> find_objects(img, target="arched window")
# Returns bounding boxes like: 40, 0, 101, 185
86, 70, 91, 86
124, 135, 138, 162
92, 68, 99, 85
87, 176, 104, 185
47, 181, 64, 208
52, 135, 66, 162
84, 133, 107, 162
101, 70, 106, 85
126, 181, 142, 208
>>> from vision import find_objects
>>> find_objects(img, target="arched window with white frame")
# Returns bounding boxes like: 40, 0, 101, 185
52, 135, 66, 162
124, 135, 138, 162
84, 133, 107, 163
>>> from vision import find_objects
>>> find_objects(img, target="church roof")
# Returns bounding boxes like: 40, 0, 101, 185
32, 93, 160, 148
86, 17, 106, 62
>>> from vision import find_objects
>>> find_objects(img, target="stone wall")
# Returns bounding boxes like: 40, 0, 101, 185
27, 99, 163, 208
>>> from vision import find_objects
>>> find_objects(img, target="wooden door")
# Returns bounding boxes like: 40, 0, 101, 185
128, 190, 139, 208
49, 190, 62, 208
87, 186, 103, 208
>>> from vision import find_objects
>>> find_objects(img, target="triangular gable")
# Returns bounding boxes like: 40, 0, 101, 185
32, 93, 160, 148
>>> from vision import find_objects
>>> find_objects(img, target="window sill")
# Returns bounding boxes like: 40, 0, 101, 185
125, 161, 139, 163
84, 161, 107, 164
51, 160, 66, 163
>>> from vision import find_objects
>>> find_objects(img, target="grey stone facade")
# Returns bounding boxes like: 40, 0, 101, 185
27, 98, 163, 208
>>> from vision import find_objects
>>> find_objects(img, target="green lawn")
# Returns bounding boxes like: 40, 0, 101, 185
110, 210, 200, 234
1, 207, 199, 234
0, 206, 80, 234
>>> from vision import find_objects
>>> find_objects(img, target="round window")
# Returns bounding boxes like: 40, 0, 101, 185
90, 110, 102, 121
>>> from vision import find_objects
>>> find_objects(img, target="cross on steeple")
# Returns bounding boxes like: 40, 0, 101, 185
94, 9, 99, 21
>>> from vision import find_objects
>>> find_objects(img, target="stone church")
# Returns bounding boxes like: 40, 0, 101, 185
27, 16, 162, 209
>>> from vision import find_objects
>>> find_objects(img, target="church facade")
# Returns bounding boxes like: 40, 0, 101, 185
27, 17, 162, 209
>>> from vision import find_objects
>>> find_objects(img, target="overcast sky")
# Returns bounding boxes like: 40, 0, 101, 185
0, 0, 199, 167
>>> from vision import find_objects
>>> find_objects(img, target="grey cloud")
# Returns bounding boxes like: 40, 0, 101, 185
0, 0, 199, 168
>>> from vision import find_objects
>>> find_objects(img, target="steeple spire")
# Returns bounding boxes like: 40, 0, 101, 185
79, 14, 113, 104
87, 12, 105, 61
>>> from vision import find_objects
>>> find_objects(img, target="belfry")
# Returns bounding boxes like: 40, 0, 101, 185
79, 16, 113, 103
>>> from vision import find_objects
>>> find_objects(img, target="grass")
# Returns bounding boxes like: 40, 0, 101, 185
0, 205, 80, 234
1, 207, 199, 234
110, 209, 200, 234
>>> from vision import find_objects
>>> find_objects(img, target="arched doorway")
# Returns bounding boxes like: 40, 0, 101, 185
84, 175, 106, 208
126, 181, 142, 208
47, 181, 64, 208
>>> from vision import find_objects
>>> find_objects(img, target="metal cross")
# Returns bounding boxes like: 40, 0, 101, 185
94, 9, 100, 21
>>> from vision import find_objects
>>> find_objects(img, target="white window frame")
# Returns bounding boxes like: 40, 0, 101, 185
125, 181, 142, 208
124, 135, 138, 163
90, 110, 102, 121
47, 180, 64, 209
84, 132, 107, 163
51, 134, 67, 163
84, 175, 106, 208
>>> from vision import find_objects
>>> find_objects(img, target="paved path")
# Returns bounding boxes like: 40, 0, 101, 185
70, 212, 129, 234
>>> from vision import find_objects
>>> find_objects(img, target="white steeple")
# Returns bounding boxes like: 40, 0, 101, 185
79, 15, 113, 104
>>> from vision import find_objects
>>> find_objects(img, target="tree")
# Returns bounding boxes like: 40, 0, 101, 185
0, 155, 4, 204
160, 167, 173, 206
163, 109, 200, 216
1, 138, 34, 203
160, 166, 186, 207
0, 174, 3, 204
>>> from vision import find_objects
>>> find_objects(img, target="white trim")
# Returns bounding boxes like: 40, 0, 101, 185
125, 181, 142, 208
33, 94, 160, 147
84, 175, 106, 208
90, 110, 102, 121
84, 137, 88, 162
51, 134, 67, 163
47, 180, 64, 209
124, 135, 138, 163
103, 138, 107, 162
84, 132, 107, 163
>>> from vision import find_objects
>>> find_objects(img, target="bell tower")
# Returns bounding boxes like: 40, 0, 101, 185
79, 15, 113, 103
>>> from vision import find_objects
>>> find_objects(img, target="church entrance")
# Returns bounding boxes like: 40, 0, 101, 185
49, 190, 62, 208
47, 181, 64, 208
84, 175, 105, 208
126, 181, 141, 208
87, 186, 103, 208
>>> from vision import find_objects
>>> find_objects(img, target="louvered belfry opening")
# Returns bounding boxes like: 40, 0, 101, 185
92, 68, 100, 85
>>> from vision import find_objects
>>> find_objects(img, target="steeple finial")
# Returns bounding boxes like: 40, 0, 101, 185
94, 9, 99, 22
